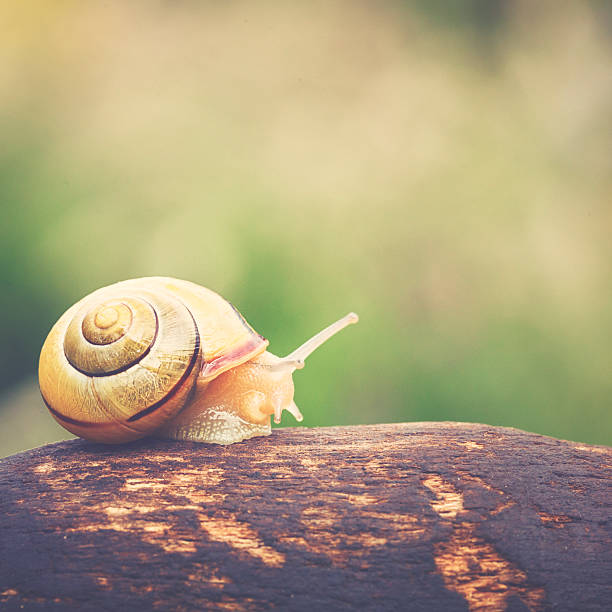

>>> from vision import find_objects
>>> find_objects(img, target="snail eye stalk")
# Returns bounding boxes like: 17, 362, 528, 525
284, 312, 359, 363
268, 312, 359, 424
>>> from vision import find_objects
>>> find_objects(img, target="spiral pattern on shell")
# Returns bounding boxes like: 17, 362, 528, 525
38, 277, 268, 443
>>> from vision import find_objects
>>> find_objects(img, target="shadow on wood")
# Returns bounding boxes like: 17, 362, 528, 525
0, 422, 610, 611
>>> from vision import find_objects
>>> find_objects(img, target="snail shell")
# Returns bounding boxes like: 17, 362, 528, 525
39, 277, 358, 445
39, 277, 267, 444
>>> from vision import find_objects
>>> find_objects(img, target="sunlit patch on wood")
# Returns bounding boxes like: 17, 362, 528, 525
147, 454, 187, 463
458, 441, 484, 450
165, 469, 227, 505
537, 511, 573, 527
366, 513, 426, 546
159, 538, 198, 554
65, 508, 200, 554
422, 474, 465, 519
198, 516, 285, 567
298, 456, 321, 469
214, 597, 257, 611
122, 478, 166, 492
106, 504, 158, 515
434, 525, 546, 611
490, 500, 516, 515
96, 576, 111, 589
186, 562, 231, 586
32, 461, 54, 474
572, 444, 608, 455
343, 492, 380, 506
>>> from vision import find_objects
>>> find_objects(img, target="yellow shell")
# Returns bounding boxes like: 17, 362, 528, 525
38, 277, 268, 443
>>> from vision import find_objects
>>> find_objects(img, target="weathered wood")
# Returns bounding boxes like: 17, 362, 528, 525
0, 422, 610, 611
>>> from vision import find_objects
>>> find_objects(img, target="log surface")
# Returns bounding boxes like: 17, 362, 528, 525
0, 422, 610, 611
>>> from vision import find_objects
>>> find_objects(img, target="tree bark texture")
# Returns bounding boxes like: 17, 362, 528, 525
0, 422, 610, 611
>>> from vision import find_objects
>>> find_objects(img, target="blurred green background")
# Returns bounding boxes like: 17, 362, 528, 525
1, 0, 611, 457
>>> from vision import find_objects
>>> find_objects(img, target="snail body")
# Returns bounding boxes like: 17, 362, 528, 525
38, 277, 358, 445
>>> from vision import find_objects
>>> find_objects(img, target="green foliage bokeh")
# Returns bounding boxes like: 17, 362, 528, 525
1, 1, 611, 456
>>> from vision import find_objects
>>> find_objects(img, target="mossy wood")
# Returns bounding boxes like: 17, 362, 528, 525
0, 423, 610, 611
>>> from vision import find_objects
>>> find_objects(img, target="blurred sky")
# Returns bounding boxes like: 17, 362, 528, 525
1, 0, 611, 456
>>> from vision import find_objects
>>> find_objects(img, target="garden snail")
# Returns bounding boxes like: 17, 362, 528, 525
38, 277, 358, 445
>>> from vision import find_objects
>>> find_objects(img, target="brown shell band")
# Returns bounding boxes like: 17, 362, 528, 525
42, 396, 101, 428
127, 324, 201, 423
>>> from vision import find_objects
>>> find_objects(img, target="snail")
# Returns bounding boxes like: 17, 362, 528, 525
38, 277, 358, 445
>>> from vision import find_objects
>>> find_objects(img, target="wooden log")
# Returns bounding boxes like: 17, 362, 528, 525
0, 422, 610, 611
